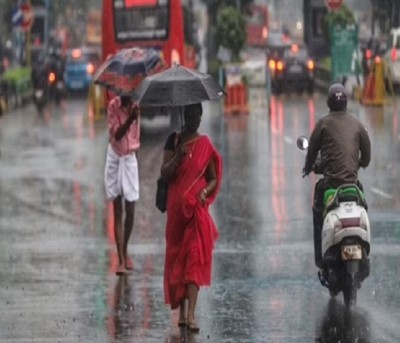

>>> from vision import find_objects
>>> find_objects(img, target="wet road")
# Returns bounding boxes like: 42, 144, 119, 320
1, 90, 400, 342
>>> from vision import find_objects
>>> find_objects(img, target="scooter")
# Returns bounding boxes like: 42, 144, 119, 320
47, 70, 65, 105
297, 136, 371, 308
32, 74, 48, 113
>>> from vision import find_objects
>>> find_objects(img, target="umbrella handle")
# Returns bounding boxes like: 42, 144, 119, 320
180, 106, 184, 131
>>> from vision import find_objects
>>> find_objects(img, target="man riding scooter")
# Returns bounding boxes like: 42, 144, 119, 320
302, 83, 371, 270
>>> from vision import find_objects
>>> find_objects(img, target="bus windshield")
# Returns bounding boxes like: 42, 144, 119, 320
246, 11, 266, 26
113, 0, 170, 42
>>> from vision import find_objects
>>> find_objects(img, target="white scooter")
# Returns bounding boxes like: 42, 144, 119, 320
297, 136, 371, 308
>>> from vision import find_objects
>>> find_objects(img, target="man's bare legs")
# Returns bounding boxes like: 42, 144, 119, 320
113, 196, 125, 274
123, 200, 135, 269
187, 283, 199, 331
113, 198, 135, 274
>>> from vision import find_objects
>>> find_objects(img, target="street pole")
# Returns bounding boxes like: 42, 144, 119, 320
371, 0, 375, 37
394, 0, 400, 28
26, 0, 31, 67
44, 0, 49, 53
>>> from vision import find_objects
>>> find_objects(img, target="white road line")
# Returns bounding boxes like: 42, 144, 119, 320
284, 135, 293, 144
370, 187, 393, 199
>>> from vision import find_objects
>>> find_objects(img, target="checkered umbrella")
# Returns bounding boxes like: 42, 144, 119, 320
93, 47, 166, 96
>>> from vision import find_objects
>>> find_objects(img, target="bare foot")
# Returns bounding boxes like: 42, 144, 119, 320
116, 264, 125, 275
187, 317, 199, 332
125, 256, 134, 270
178, 316, 187, 327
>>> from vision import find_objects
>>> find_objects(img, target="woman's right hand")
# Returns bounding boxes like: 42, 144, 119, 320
175, 144, 187, 161
129, 103, 139, 120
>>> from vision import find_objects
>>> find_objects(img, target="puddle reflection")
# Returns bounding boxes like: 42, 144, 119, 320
107, 275, 135, 340
166, 329, 198, 343
317, 298, 371, 343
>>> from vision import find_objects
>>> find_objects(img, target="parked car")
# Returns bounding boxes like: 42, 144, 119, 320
265, 31, 292, 62
64, 47, 100, 93
383, 28, 400, 92
268, 43, 315, 94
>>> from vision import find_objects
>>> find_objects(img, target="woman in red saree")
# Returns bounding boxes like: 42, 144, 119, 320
160, 103, 222, 332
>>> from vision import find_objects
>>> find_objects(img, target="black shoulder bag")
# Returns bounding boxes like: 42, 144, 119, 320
156, 132, 180, 213
156, 176, 168, 213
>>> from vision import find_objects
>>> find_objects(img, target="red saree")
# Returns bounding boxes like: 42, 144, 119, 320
163, 135, 222, 310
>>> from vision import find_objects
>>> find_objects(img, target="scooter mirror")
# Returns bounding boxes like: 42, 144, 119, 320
296, 136, 309, 150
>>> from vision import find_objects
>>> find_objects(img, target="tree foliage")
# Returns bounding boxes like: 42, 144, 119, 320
216, 6, 246, 61
323, 4, 356, 41
201, 0, 253, 14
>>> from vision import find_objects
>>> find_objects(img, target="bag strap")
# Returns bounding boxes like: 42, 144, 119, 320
174, 131, 180, 149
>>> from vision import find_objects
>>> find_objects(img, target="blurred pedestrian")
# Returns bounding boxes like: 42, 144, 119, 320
104, 95, 140, 275
160, 103, 223, 332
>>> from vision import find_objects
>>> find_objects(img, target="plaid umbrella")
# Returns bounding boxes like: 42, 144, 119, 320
93, 47, 166, 96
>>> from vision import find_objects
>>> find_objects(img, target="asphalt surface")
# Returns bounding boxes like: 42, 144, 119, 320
1, 90, 400, 342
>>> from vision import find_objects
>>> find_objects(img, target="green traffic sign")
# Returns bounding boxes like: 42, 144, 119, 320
330, 23, 359, 82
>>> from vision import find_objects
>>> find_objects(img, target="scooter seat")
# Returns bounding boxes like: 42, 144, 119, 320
324, 185, 367, 214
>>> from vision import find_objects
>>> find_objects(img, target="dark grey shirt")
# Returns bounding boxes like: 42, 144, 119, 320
305, 110, 371, 186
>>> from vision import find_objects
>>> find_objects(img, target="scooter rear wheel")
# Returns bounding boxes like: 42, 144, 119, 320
329, 289, 338, 298
343, 274, 357, 308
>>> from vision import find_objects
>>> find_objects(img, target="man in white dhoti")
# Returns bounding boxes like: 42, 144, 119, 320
104, 95, 140, 275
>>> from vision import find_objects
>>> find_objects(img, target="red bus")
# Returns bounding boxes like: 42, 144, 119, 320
101, 0, 199, 68
246, 5, 269, 48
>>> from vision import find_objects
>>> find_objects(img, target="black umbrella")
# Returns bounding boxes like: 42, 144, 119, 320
131, 64, 225, 106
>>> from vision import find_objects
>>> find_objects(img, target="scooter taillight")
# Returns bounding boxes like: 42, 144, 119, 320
340, 217, 361, 228
48, 72, 56, 84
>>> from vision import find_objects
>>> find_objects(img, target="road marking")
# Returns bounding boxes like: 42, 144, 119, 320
284, 135, 293, 144
370, 187, 393, 199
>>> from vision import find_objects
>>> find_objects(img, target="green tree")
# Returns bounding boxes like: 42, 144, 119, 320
203, 0, 252, 73
216, 6, 246, 61
323, 4, 356, 42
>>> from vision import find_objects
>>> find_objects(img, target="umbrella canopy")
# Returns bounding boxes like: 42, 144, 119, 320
93, 47, 166, 95
131, 64, 225, 106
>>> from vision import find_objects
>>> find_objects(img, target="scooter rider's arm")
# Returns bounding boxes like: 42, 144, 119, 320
359, 124, 371, 168
304, 121, 323, 175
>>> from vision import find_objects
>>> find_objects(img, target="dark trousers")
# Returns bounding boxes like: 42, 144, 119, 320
312, 178, 366, 268
312, 179, 325, 268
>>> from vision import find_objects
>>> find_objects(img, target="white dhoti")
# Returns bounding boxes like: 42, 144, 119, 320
104, 144, 139, 202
